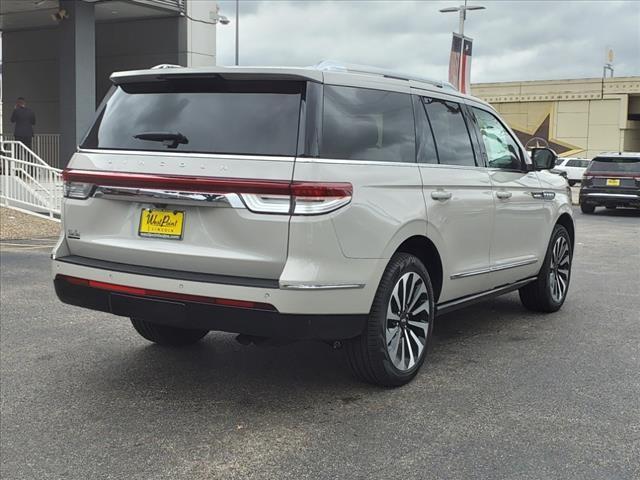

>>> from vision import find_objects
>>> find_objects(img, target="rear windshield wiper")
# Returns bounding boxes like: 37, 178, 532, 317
133, 132, 189, 149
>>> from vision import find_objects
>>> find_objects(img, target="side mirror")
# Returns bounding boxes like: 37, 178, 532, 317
531, 147, 557, 171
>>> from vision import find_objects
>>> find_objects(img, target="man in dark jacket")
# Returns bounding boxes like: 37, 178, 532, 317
10, 97, 36, 149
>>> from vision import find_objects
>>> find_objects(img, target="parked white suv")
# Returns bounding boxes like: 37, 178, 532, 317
554, 157, 590, 186
52, 63, 574, 386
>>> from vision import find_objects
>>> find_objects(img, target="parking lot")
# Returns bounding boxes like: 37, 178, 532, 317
1, 208, 638, 480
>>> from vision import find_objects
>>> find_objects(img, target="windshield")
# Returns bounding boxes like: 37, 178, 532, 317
589, 157, 640, 173
81, 79, 304, 156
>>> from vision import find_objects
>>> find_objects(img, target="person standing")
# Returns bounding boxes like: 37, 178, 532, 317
10, 97, 36, 149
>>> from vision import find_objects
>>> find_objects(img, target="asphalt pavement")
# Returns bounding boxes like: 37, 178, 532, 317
1, 208, 639, 480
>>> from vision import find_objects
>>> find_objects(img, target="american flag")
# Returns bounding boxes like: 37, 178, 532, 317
448, 34, 473, 94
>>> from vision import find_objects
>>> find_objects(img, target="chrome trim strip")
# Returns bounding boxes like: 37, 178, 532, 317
531, 191, 556, 200
585, 193, 639, 198
295, 157, 419, 167
450, 266, 492, 279
93, 186, 245, 208
77, 148, 295, 162
450, 257, 538, 280
279, 283, 365, 290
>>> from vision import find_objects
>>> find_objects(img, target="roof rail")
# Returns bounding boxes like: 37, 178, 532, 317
151, 64, 183, 70
313, 60, 457, 92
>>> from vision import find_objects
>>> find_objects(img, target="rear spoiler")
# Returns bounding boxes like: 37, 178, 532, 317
110, 66, 324, 85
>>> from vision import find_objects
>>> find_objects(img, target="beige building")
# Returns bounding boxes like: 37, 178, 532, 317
471, 76, 640, 158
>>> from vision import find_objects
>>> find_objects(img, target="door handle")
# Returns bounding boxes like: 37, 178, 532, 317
496, 191, 512, 200
431, 190, 452, 201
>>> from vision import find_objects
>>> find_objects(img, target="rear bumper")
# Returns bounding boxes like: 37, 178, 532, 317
54, 275, 367, 340
579, 189, 640, 207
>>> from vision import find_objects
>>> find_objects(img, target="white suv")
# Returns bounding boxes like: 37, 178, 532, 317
52, 63, 574, 386
554, 157, 590, 186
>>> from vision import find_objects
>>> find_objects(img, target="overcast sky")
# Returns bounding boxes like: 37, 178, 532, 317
216, 0, 640, 83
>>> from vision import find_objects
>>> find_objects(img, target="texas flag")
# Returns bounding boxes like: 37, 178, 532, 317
448, 33, 473, 94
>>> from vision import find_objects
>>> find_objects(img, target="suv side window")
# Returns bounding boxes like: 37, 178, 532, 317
321, 85, 415, 163
423, 97, 476, 167
412, 95, 438, 164
567, 159, 580, 167
472, 107, 522, 170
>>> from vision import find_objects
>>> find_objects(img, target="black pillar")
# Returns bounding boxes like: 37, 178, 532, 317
59, 0, 95, 167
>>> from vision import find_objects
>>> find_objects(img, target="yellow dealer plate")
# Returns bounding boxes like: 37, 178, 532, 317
139, 209, 185, 239
606, 178, 620, 186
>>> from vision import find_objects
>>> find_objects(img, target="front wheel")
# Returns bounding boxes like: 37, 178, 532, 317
131, 318, 208, 346
346, 253, 435, 387
580, 203, 595, 214
519, 224, 572, 313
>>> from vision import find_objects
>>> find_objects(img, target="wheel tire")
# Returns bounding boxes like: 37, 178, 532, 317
568, 180, 577, 186
519, 224, 572, 313
345, 253, 435, 387
130, 318, 208, 346
580, 203, 595, 214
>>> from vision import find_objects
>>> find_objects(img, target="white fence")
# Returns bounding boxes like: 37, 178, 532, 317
0, 133, 61, 168
0, 141, 63, 220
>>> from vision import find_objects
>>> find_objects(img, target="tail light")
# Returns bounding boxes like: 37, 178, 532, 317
63, 181, 94, 199
62, 170, 94, 199
242, 182, 352, 215
62, 169, 352, 215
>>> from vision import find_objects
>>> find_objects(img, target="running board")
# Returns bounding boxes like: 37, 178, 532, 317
436, 277, 537, 316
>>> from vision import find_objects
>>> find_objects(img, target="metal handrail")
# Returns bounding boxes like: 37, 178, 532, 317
0, 136, 60, 168
0, 151, 63, 220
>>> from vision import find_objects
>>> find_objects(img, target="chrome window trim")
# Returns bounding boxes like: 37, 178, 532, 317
419, 163, 490, 172
77, 148, 295, 162
295, 157, 419, 167
450, 257, 539, 280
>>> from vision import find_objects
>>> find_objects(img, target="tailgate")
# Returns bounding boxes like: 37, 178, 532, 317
62, 77, 304, 280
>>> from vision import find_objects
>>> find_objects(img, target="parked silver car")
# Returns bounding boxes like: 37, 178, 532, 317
52, 63, 574, 386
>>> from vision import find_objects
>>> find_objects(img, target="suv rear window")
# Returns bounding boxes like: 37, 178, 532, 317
321, 85, 415, 163
82, 79, 303, 156
589, 156, 640, 173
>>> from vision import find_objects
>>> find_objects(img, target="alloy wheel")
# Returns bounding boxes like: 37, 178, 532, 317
385, 272, 430, 371
549, 236, 570, 303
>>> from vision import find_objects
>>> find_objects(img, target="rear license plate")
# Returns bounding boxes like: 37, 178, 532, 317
606, 178, 620, 186
139, 209, 185, 239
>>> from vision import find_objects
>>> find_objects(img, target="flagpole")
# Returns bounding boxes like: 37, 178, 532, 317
440, 2, 485, 92
459, 3, 465, 91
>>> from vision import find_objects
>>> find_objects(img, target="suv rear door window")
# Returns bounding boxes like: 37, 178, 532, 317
82, 79, 303, 156
423, 98, 476, 167
412, 96, 438, 164
589, 157, 640, 173
321, 85, 415, 163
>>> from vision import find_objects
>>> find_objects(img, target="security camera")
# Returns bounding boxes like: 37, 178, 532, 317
51, 8, 68, 22
218, 15, 231, 25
